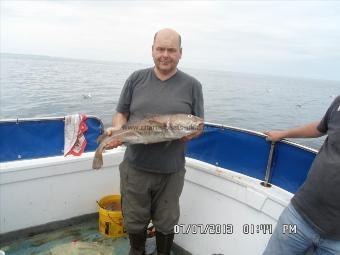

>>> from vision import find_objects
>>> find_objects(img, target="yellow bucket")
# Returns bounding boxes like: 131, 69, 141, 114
98, 194, 126, 238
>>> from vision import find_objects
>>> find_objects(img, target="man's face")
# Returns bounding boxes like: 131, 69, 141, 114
152, 33, 182, 75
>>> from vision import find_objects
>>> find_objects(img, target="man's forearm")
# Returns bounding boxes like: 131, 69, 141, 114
112, 112, 129, 129
265, 121, 325, 142
281, 121, 323, 139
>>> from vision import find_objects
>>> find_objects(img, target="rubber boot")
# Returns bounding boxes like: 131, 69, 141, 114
156, 232, 174, 255
129, 233, 147, 255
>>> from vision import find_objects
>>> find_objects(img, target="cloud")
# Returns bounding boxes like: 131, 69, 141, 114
1, 1, 340, 80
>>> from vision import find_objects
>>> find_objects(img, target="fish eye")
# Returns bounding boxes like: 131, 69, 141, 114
188, 114, 193, 118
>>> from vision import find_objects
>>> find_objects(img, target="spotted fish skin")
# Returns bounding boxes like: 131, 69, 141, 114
92, 114, 203, 169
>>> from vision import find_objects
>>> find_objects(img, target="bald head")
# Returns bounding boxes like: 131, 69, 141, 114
153, 28, 182, 48
152, 28, 182, 77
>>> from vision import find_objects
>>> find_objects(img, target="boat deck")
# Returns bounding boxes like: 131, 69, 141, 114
0, 217, 176, 255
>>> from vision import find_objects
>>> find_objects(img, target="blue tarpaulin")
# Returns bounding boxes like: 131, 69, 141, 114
187, 124, 316, 193
0, 117, 103, 162
0, 119, 316, 194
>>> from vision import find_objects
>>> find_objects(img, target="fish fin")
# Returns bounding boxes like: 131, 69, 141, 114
145, 113, 161, 118
122, 114, 165, 129
148, 119, 167, 128
121, 119, 143, 130
92, 148, 104, 170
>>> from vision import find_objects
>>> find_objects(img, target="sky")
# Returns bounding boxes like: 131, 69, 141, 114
1, 1, 340, 81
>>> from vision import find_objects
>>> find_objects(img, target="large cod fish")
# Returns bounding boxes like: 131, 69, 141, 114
92, 114, 204, 169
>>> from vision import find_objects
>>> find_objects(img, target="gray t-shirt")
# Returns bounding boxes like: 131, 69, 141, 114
292, 95, 340, 240
116, 68, 204, 174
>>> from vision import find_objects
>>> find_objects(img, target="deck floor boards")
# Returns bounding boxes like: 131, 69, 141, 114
0, 218, 171, 255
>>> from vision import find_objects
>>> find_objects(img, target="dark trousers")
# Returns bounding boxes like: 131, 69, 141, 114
119, 160, 185, 254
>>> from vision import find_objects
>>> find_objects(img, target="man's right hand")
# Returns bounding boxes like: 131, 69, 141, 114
104, 127, 123, 149
105, 140, 123, 149
105, 127, 120, 136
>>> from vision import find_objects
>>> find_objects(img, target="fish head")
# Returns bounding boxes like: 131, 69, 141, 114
169, 114, 204, 134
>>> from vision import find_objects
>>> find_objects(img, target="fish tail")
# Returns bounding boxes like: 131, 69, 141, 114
92, 148, 104, 170
96, 134, 106, 144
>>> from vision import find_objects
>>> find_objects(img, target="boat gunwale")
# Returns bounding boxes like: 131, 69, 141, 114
0, 115, 103, 127
0, 116, 317, 154
205, 121, 318, 154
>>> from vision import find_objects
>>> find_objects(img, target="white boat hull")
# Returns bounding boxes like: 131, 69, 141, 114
0, 149, 124, 234
177, 158, 292, 254
1, 149, 293, 254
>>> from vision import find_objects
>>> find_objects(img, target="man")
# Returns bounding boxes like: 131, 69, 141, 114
107, 28, 204, 255
263, 96, 340, 254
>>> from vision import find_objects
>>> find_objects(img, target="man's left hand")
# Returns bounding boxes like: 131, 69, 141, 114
181, 130, 203, 142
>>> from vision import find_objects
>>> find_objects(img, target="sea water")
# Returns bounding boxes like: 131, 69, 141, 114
1, 53, 339, 149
